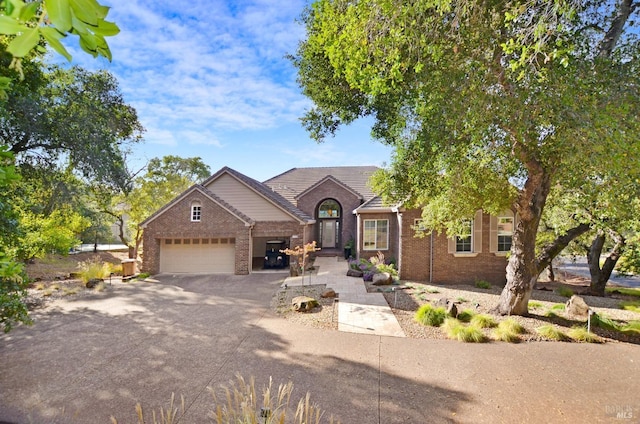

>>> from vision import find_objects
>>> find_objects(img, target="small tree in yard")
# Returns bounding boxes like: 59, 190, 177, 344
281, 241, 321, 287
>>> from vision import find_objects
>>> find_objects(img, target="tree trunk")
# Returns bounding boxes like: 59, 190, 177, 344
495, 153, 552, 316
495, 216, 540, 315
588, 230, 626, 296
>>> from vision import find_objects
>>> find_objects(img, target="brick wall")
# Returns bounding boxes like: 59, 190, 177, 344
142, 190, 250, 275
399, 210, 508, 285
296, 179, 362, 248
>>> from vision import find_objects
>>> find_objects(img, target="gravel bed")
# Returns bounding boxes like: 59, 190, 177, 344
270, 279, 640, 344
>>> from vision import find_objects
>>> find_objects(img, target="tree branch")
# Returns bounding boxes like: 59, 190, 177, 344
598, 0, 635, 58
536, 222, 591, 273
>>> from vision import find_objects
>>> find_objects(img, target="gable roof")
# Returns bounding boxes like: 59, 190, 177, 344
263, 166, 379, 205
201, 166, 314, 223
140, 184, 254, 228
354, 195, 399, 213
294, 175, 364, 201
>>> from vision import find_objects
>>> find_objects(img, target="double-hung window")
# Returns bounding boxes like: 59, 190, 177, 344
497, 216, 514, 252
455, 220, 473, 253
363, 219, 389, 250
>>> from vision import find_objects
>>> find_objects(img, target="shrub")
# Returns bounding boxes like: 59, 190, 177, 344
556, 286, 574, 298
619, 301, 640, 313
498, 318, 525, 334
456, 309, 476, 323
492, 319, 525, 343
62, 286, 81, 296
620, 321, 640, 334
567, 326, 603, 343
536, 325, 568, 341
414, 304, 447, 327
528, 301, 543, 309
544, 311, 558, 318
456, 297, 468, 303
591, 313, 620, 331
442, 318, 486, 343
137, 272, 151, 279
470, 314, 497, 329
474, 280, 491, 289
375, 263, 398, 277
78, 258, 110, 283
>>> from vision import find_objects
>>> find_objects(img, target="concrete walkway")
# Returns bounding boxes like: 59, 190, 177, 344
283, 256, 406, 337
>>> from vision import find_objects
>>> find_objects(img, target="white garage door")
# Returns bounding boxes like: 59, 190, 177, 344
160, 238, 235, 273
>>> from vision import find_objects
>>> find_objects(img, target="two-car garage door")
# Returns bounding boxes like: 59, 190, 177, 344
159, 238, 235, 273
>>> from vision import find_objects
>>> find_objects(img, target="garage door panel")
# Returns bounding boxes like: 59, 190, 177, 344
160, 239, 235, 273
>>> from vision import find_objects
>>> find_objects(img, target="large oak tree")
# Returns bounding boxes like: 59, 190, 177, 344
293, 0, 640, 315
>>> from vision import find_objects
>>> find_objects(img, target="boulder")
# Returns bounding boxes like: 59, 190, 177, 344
434, 298, 449, 308
566, 295, 590, 317
347, 268, 363, 278
372, 272, 392, 286
446, 302, 458, 318
321, 289, 336, 298
86, 278, 102, 289
292, 296, 319, 312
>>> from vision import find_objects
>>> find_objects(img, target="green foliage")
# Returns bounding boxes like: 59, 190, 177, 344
619, 301, 640, 313
498, 319, 526, 335
550, 303, 566, 311
16, 206, 90, 261
470, 314, 497, 329
493, 319, 525, 343
442, 318, 487, 343
474, 280, 491, 289
591, 313, 620, 332
567, 326, 603, 343
607, 287, 640, 298
556, 287, 574, 298
0, 252, 31, 332
617, 241, 640, 276
528, 301, 543, 309
536, 325, 568, 341
137, 272, 150, 279
620, 321, 640, 335
456, 309, 476, 323
0, 0, 118, 86
414, 304, 447, 327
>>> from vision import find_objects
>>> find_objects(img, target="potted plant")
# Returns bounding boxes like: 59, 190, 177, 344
344, 238, 355, 259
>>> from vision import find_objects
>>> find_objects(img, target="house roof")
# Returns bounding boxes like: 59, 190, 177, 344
354, 195, 398, 213
294, 175, 364, 201
202, 166, 314, 223
140, 184, 255, 228
263, 166, 379, 205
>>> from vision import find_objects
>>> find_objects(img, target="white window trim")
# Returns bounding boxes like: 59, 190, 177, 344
363, 219, 389, 251
191, 204, 201, 222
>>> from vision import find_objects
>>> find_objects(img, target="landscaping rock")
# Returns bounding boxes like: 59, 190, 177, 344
321, 289, 336, 298
446, 302, 458, 318
434, 298, 449, 308
347, 268, 363, 278
292, 296, 319, 312
566, 295, 590, 317
372, 272, 392, 286
85, 278, 102, 289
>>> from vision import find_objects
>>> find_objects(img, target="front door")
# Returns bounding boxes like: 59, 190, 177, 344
321, 220, 337, 248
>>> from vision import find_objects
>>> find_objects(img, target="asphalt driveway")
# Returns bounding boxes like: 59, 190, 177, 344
1, 273, 639, 423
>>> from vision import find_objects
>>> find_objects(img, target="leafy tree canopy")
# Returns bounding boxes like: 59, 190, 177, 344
0, 62, 144, 190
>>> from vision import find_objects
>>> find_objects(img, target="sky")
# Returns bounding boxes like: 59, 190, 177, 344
55, 0, 394, 182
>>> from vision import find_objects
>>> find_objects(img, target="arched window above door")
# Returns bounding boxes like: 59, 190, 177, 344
318, 199, 341, 218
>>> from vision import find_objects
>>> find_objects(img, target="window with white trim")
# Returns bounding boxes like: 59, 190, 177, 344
363, 219, 389, 250
191, 202, 201, 222
497, 216, 514, 252
455, 220, 473, 252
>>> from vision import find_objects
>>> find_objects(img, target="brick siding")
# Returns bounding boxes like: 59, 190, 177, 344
400, 210, 508, 285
